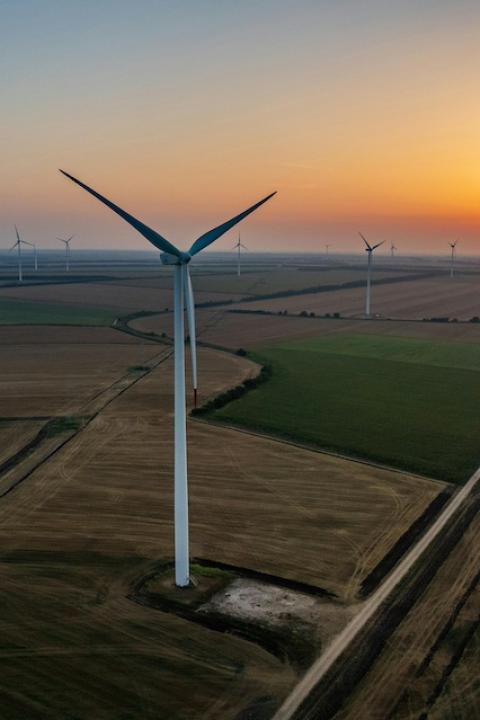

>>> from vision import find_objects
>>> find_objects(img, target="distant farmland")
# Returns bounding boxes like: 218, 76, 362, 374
210, 334, 480, 483
0, 297, 118, 326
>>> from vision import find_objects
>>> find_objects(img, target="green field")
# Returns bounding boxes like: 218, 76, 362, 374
210, 334, 480, 483
0, 298, 118, 326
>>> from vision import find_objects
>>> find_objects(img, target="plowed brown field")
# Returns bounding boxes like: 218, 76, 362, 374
229, 275, 480, 320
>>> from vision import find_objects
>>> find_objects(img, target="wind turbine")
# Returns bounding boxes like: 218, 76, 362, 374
390, 242, 397, 258
9, 227, 36, 282
449, 240, 458, 278
359, 232, 385, 318
325, 243, 331, 256
59, 169, 276, 587
233, 233, 248, 277
58, 235, 74, 271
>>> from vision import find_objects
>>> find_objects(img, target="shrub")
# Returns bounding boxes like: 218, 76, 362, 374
236, 348, 248, 357
192, 364, 272, 416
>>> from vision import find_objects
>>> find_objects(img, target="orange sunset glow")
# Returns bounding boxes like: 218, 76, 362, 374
2, 1, 480, 253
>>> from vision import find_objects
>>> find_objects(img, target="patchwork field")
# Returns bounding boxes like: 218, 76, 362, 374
132, 308, 480, 351
0, 327, 446, 719
230, 275, 480, 320
0, 260, 478, 719
209, 334, 480, 482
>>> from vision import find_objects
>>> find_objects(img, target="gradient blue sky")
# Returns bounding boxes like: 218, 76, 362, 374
1, 0, 479, 254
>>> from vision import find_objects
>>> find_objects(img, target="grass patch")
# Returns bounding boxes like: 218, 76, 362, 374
0, 297, 117, 326
209, 334, 480, 483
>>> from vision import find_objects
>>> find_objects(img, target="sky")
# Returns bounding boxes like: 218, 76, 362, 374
1, 0, 479, 255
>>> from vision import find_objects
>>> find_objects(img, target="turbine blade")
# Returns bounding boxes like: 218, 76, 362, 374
372, 240, 385, 250
184, 265, 198, 406
359, 232, 372, 251
59, 170, 181, 257
188, 191, 276, 257
14, 226, 20, 243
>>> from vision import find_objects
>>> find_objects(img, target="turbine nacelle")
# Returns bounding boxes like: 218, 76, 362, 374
160, 251, 191, 266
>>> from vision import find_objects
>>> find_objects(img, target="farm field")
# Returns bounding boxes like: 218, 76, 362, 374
108, 266, 416, 296
0, 420, 45, 465
429, 625, 480, 720
335, 502, 480, 720
131, 308, 480, 350
0, 326, 159, 416
0, 327, 446, 719
209, 334, 480, 482
0, 297, 118, 326
0, 282, 240, 314
230, 275, 480, 320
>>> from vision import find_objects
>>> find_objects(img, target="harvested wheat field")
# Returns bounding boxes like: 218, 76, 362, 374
0, 326, 159, 416
0, 336, 446, 719
229, 275, 480, 320
0, 345, 445, 599
131, 309, 480, 350
0, 420, 45, 464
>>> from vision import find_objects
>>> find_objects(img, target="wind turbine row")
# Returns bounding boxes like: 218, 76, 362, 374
59, 168, 276, 587
6, 228, 75, 282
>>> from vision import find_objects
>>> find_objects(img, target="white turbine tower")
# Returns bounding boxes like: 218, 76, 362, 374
58, 236, 74, 271
10, 227, 36, 282
60, 169, 276, 587
359, 232, 385, 318
233, 234, 248, 277
449, 240, 458, 278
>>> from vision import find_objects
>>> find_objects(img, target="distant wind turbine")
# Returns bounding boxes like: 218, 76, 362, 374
449, 240, 458, 278
58, 235, 74, 271
359, 232, 385, 318
233, 233, 248, 277
9, 227, 36, 282
325, 243, 331, 256
390, 242, 397, 258
60, 169, 276, 588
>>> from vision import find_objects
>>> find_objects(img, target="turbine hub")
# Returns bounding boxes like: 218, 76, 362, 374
160, 252, 191, 265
